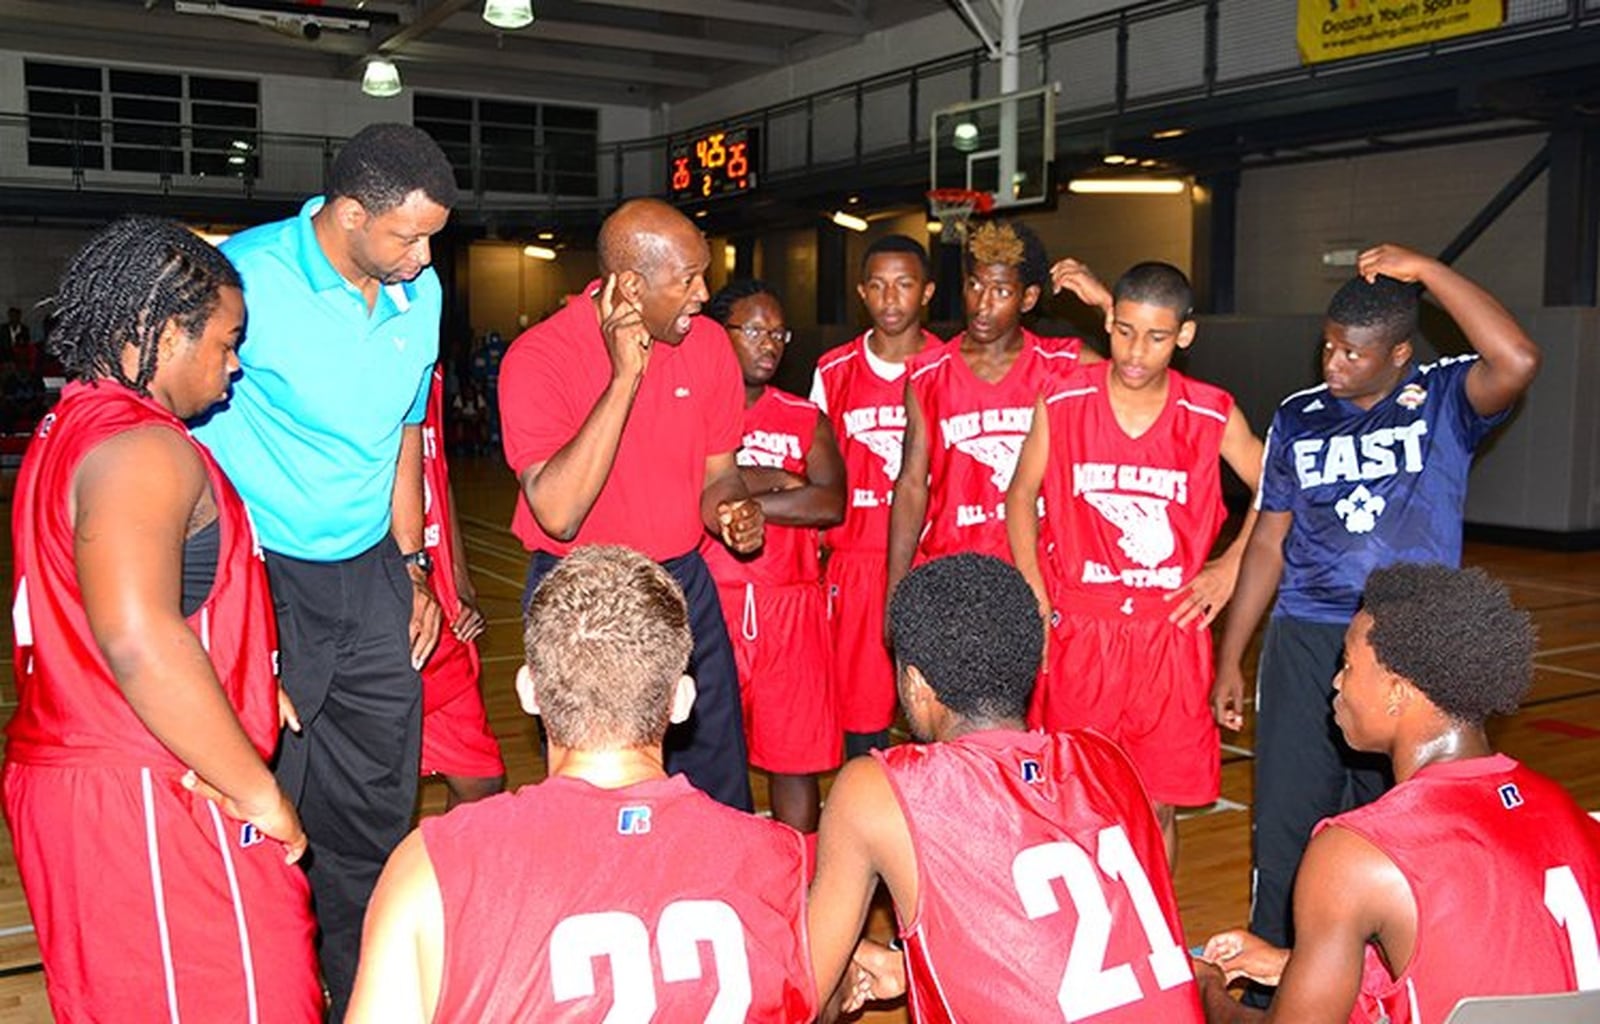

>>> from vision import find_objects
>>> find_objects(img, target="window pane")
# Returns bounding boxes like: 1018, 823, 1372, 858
192, 102, 257, 128
190, 76, 258, 104
542, 104, 596, 130
24, 61, 101, 92
109, 69, 181, 97
415, 94, 472, 121
480, 100, 537, 127
28, 141, 105, 169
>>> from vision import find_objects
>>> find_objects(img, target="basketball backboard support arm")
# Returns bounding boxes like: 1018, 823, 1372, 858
946, 0, 1026, 207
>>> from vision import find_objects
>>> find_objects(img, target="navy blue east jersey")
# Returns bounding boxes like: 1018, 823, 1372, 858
1259, 356, 1508, 623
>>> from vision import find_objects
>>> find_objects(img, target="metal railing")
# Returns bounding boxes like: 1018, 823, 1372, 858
1, 0, 1594, 214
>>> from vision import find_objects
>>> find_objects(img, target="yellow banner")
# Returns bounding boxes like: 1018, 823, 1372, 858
1298, 0, 1505, 64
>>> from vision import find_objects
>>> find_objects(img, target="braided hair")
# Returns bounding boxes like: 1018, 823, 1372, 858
47, 217, 240, 395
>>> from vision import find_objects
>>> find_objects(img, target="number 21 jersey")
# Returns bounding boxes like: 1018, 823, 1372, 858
876, 730, 1204, 1023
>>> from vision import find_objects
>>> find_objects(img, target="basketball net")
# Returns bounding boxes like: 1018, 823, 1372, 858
926, 188, 994, 246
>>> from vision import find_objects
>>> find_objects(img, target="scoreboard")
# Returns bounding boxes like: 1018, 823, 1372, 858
670, 127, 758, 202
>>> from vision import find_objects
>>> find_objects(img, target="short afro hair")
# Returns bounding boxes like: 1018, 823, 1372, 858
706, 278, 781, 326
1326, 273, 1419, 348
861, 234, 930, 279
1361, 563, 1536, 725
889, 554, 1043, 721
327, 122, 458, 215
1114, 261, 1193, 322
965, 219, 1049, 293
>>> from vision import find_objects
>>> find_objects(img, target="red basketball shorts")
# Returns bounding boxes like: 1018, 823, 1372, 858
1031, 596, 1221, 806
716, 580, 840, 775
3, 760, 320, 1024
824, 549, 897, 733
420, 628, 505, 779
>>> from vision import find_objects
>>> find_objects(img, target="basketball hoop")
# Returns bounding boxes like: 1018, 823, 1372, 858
926, 188, 994, 246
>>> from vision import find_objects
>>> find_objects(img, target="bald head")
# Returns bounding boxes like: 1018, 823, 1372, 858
597, 198, 712, 345
599, 198, 701, 278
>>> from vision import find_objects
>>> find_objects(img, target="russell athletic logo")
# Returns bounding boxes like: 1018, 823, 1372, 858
617, 806, 652, 835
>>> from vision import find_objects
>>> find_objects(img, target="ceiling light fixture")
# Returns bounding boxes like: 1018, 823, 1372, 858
483, 0, 535, 30
361, 59, 402, 98
1067, 178, 1186, 195
536, 230, 554, 241
831, 210, 869, 232
1152, 127, 1187, 140
952, 122, 980, 153
1102, 154, 1128, 165
522, 244, 557, 260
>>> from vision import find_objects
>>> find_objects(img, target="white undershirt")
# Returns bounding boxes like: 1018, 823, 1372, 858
809, 330, 912, 412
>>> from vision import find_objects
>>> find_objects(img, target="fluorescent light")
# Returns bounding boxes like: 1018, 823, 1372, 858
952, 122, 980, 153
522, 245, 556, 260
483, 0, 534, 29
1152, 127, 1187, 140
536, 231, 554, 241
1067, 178, 1186, 195
1102, 154, 1128, 165
831, 210, 869, 232
227, 155, 247, 166
230, 139, 251, 151
361, 59, 402, 98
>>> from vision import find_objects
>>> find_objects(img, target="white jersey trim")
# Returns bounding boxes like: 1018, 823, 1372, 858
1176, 398, 1228, 424
207, 801, 261, 1024
1046, 385, 1099, 405
141, 767, 183, 1024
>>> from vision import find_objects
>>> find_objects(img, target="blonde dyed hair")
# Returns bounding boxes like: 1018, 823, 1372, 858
524, 545, 692, 749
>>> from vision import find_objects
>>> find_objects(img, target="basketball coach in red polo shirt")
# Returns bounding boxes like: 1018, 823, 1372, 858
498, 198, 762, 810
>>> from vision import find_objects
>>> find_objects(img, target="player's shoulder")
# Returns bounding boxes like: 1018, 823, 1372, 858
764, 387, 822, 418
816, 336, 865, 376
685, 785, 809, 860
1170, 370, 1234, 423
1029, 331, 1086, 361
1042, 361, 1103, 407
907, 339, 957, 381
1272, 381, 1334, 423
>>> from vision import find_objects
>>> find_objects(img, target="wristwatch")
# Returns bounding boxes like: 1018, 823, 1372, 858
401, 549, 434, 576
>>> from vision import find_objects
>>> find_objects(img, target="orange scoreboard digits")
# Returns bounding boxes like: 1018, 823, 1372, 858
670, 126, 759, 203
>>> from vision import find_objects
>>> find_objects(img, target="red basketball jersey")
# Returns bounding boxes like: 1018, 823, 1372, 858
8, 382, 279, 766
1037, 364, 1232, 614
815, 331, 940, 553
908, 330, 1084, 563
421, 366, 482, 711
1321, 754, 1600, 1024
876, 730, 1203, 1024
423, 773, 816, 1023
701, 387, 822, 588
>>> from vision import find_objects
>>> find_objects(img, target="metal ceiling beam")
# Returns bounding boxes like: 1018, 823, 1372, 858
400, 39, 712, 88
511, 20, 785, 65
375, 0, 478, 54
576, 0, 866, 36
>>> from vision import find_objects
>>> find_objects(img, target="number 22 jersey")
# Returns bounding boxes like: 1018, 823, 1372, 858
421, 773, 815, 1023
875, 730, 1204, 1023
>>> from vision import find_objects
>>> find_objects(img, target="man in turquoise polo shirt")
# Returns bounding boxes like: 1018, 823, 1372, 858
193, 122, 454, 1021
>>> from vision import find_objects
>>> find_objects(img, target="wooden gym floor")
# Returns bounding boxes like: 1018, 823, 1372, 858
1, 453, 1596, 1022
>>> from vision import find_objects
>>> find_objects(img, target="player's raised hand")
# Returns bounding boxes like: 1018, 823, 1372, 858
1210, 662, 1247, 732
598, 273, 653, 384
1357, 243, 1436, 286
717, 498, 765, 554
1050, 258, 1114, 324
1164, 556, 1238, 630
183, 770, 308, 865
1201, 929, 1289, 986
